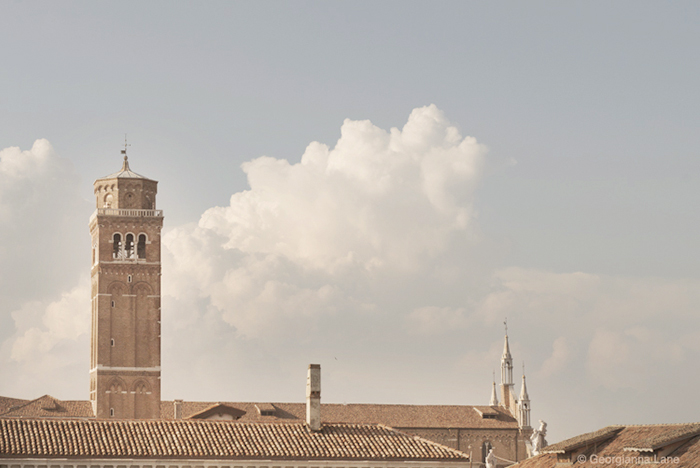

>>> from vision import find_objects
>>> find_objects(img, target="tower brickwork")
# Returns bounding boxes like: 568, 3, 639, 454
89, 155, 163, 419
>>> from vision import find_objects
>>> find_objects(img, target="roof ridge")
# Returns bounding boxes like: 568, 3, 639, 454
544, 426, 625, 454
2, 394, 55, 413
612, 422, 700, 427
165, 400, 483, 407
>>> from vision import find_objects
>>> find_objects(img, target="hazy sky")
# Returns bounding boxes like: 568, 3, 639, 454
1, 2, 699, 443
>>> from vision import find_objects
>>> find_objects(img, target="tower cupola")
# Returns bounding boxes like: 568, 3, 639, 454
93, 154, 158, 211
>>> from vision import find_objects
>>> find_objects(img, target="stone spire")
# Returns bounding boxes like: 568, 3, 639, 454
500, 319, 515, 411
490, 373, 499, 406
501, 320, 513, 386
518, 371, 531, 429
502, 332, 512, 360
520, 371, 529, 401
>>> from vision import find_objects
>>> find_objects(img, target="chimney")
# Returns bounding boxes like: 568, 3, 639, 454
306, 364, 321, 431
174, 399, 183, 419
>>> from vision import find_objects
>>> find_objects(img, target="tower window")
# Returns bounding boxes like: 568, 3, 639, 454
137, 234, 147, 259
127, 275, 132, 283
110, 408, 114, 417
112, 233, 122, 259
111, 300, 115, 307
125, 234, 135, 259
111, 339, 115, 347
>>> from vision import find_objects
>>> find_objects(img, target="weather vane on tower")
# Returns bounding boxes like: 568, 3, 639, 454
121, 134, 131, 158
121, 134, 131, 171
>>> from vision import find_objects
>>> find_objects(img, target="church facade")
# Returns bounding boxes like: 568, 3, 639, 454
1, 154, 538, 466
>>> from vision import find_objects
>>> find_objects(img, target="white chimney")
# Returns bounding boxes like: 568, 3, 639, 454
306, 364, 321, 431
174, 399, 183, 419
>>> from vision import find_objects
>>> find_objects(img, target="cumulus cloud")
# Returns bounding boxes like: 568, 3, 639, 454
9, 277, 90, 364
2, 278, 91, 398
585, 326, 686, 390
0, 140, 90, 398
539, 336, 570, 378
159, 107, 700, 429
199, 106, 485, 274
164, 105, 487, 340
405, 306, 469, 335
159, 105, 495, 404
0, 140, 89, 312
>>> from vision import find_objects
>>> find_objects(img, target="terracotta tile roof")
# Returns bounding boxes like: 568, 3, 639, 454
623, 423, 700, 452
0, 418, 470, 461
543, 425, 624, 453
162, 401, 518, 429
511, 423, 700, 468
188, 403, 246, 420
0, 397, 27, 416
1, 395, 518, 430
0, 395, 93, 419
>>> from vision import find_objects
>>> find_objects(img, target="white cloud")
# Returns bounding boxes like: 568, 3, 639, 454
197, 105, 486, 274
539, 336, 569, 378
585, 326, 686, 390
157, 105, 495, 405
164, 104, 488, 343
1, 277, 90, 398
159, 108, 700, 428
0, 140, 90, 398
0, 139, 89, 313
10, 277, 90, 363
406, 306, 469, 335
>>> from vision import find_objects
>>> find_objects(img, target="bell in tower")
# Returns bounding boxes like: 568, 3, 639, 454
88, 150, 163, 419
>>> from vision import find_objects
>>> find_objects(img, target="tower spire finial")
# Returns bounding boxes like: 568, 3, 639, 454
504, 317, 508, 336
121, 134, 131, 171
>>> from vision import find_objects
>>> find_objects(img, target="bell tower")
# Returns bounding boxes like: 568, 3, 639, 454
89, 150, 163, 419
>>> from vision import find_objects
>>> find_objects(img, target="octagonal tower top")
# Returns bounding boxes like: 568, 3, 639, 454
93, 153, 158, 210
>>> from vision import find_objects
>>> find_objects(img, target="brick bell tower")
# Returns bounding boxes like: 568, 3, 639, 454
89, 149, 163, 419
